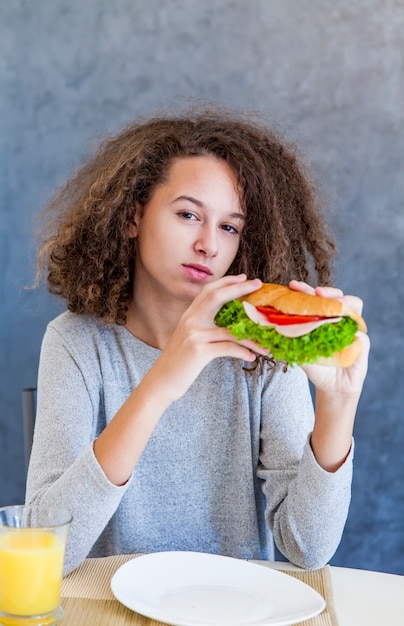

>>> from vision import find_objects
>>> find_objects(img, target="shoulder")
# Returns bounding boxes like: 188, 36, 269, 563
46, 311, 111, 344
43, 311, 158, 372
48, 310, 99, 333
39, 313, 125, 387
41, 312, 116, 366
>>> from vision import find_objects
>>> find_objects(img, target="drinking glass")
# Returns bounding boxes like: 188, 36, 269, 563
0, 505, 72, 625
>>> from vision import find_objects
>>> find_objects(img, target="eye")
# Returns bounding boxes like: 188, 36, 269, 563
177, 211, 199, 221
221, 224, 240, 235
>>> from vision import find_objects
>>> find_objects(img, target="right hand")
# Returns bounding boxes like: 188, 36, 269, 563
289, 280, 370, 396
94, 274, 266, 486
148, 274, 268, 402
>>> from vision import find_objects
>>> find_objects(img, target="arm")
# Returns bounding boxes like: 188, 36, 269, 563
258, 364, 354, 570
289, 280, 370, 472
258, 281, 369, 569
26, 325, 130, 575
27, 275, 267, 572
93, 275, 268, 486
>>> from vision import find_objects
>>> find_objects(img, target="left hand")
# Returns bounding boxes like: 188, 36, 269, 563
288, 280, 370, 397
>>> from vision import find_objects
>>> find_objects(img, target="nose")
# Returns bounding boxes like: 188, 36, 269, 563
194, 225, 218, 258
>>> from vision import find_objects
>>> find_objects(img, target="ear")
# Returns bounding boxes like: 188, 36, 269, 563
128, 203, 142, 238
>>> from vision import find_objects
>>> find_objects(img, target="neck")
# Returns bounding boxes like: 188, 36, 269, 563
125, 282, 190, 350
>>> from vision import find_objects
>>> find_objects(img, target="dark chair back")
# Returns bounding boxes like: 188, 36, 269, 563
22, 387, 37, 473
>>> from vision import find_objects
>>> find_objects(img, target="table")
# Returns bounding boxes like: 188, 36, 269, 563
330, 565, 404, 625
266, 561, 404, 625
61, 554, 404, 625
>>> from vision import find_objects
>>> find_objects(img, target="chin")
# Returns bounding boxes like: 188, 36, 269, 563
177, 280, 208, 301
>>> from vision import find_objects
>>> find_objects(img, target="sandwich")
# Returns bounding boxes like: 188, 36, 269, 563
215, 283, 367, 367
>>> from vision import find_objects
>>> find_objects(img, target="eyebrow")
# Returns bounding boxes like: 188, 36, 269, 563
173, 195, 245, 221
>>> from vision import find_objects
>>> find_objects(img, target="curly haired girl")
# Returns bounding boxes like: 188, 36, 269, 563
27, 104, 369, 575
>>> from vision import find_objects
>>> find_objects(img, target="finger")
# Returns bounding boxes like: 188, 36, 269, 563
235, 337, 270, 356
314, 286, 344, 298
356, 331, 370, 358
201, 327, 270, 357
337, 332, 370, 378
288, 280, 316, 295
207, 340, 260, 362
194, 275, 262, 313
209, 275, 262, 299
180, 326, 260, 362
201, 273, 249, 293
290, 280, 345, 300
341, 294, 364, 315
290, 281, 365, 319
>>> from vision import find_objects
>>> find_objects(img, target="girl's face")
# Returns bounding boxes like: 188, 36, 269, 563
131, 155, 245, 305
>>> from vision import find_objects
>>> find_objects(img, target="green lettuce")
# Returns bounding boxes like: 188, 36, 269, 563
215, 300, 358, 366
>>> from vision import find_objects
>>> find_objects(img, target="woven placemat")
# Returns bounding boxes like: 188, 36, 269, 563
61, 555, 339, 625
62, 554, 140, 600
61, 597, 147, 625
279, 568, 339, 626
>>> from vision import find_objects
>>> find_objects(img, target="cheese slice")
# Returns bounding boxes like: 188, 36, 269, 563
243, 302, 342, 338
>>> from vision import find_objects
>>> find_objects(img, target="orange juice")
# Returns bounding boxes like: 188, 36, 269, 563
0, 530, 64, 616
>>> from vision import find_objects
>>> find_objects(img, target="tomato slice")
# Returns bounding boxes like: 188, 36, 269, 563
256, 306, 327, 326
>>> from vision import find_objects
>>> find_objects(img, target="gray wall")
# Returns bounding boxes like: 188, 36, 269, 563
1, 1, 403, 574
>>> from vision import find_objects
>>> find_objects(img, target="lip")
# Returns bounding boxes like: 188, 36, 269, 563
182, 264, 213, 281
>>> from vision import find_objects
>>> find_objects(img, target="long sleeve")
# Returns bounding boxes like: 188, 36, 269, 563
26, 311, 353, 574
257, 365, 353, 569
25, 324, 130, 575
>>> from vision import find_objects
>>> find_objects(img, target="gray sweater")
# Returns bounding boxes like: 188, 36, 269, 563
26, 311, 353, 575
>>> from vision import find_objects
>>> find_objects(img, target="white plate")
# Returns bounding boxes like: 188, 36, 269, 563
111, 551, 326, 626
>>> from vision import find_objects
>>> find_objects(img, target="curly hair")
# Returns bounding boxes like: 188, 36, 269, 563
36, 104, 336, 324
